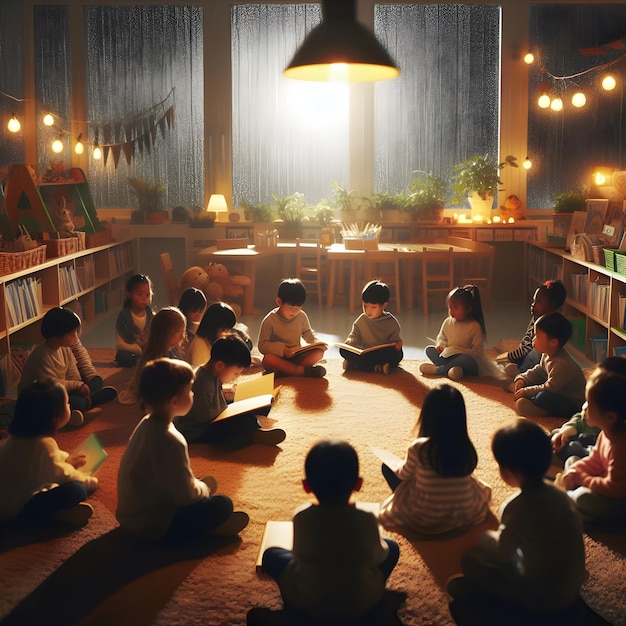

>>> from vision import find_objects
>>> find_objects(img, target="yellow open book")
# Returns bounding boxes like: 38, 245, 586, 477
334, 342, 396, 356
233, 372, 282, 402
70, 433, 108, 475
214, 394, 274, 424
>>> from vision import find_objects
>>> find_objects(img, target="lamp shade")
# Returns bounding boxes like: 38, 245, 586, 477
284, 0, 399, 82
207, 194, 228, 213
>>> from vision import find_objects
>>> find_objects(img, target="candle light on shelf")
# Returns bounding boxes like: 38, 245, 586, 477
473, 215, 483, 223
493, 215, 501, 223
508, 217, 515, 224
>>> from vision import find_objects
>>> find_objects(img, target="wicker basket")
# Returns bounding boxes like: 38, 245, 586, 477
85, 230, 112, 248
40, 237, 79, 258
592, 245, 604, 266
0, 245, 47, 276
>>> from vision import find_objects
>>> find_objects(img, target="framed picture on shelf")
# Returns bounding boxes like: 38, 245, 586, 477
566, 211, 589, 251
601, 201, 626, 246
584, 198, 610, 236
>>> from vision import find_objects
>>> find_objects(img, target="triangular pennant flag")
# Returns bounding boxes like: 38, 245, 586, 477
124, 120, 134, 143
103, 145, 110, 166
103, 123, 111, 146
122, 141, 133, 165
158, 114, 167, 139
112, 145, 121, 169
149, 114, 157, 144
142, 128, 151, 155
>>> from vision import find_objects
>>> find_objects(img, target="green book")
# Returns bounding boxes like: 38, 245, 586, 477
71, 433, 108, 475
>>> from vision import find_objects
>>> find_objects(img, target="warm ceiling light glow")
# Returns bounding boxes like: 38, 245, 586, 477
7, 114, 21, 133
550, 97, 563, 111
602, 75, 617, 91
42, 113, 55, 126
523, 52, 534, 64
523, 157, 532, 170
51, 137, 64, 153
284, 0, 399, 82
538, 93, 551, 109
74, 134, 84, 155
571, 92, 586, 108
92, 142, 102, 160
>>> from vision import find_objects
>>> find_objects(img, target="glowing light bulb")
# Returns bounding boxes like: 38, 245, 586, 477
42, 113, 54, 126
523, 52, 534, 64
52, 137, 64, 153
602, 75, 616, 91
595, 171, 607, 185
550, 97, 563, 112
523, 157, 532, 170
92, 143, 102, 160
7, 115, 21, 133
571, 92, 586, 108
538, 94, 551, 109
74, 138, 84, 155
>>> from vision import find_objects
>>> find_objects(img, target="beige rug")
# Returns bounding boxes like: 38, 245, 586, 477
0, 355, 624, 626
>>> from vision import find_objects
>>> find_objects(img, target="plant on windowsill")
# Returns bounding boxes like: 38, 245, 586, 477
239, 200, 275, 224
407, 171, 448, 223
188, 205, 215, 228
128, 177, 168, 224
272, 192, 310, 239
329, 182, 378, 224
372, 191, 405, 223
553, 188, 589, 213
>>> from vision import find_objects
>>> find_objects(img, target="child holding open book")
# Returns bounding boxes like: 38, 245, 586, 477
338, 279, 403, 374
174, 333, 285, 448
258, 278, 327, 378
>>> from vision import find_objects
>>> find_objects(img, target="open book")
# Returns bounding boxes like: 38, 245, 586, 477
334, 342, 396, 356
255, 502, 381, 571
234, 372, 282, 402
214, 393, 274, 424
71, 433, 108, 475
283, 341, 328, 359
371, 447, 404, 473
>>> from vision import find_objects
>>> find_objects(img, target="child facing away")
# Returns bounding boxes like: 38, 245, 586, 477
116, 357, 249, 541
174, 333, 285, 448
419, 285, 487, 381
556, 357, 626, 524
258, 278, 327, 378
186, 301, 253, 367
118, 306, 187, 405
447, 419, 586, 615
339, 279, 403, 375
0, 380, 98, 527
378, 384, 491, 535
177, 287, 207, 347
261, 440, 400, 623
19, 307, 118, 427
115, 274, 154, 367
503, 279, 566, 379
512, 311, 586, 419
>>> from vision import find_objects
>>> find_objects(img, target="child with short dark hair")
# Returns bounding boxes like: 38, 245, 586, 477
448, 419, 586, 614
557, 358, 626, 523
339, 279, 403, 374
419, 284, 487, 380
512, 311, 586, 418
19, 307, 117, 427
504, 279, 566, 378
177, 287, 208, 346
258, 278, 327, 378
175, 333, 285, 448
116, 357, 249, 540
378, 384, 491, 534
115, 274, 154, 367
0, 380, 97, 527
187, 301, 236, 366
261, 440, 400, 623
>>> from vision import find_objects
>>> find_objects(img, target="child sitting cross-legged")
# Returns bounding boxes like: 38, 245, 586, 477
512, 311, 586, 419
339, 279, 403, 375
261, 440, 400, 624
174, 333, 285, 448
116, 357, 249, 541
447, 419, 586, 616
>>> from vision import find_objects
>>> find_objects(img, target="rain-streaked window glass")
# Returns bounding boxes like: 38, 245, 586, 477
374, 4, 500, 196
232, 4, 350, 206
527, 4, 626, 209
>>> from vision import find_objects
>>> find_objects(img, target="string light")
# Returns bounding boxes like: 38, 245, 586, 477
523, 156, 532, 170
42, 112, 54, 126
92, 140, 102, 160
523, 52, 534, 65
537, 93, 551, 108
51, 136, 64, 153
7, 114, 21, 133
550, 97, 563, 112
602, 74, 616, 91
74, 133, 84, 155
571, 91, 586, 108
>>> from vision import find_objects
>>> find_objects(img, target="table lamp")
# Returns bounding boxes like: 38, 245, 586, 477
208, 194, 228, 222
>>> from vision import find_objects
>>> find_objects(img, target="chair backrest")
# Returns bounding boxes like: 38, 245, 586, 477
296, 239, 324, 305
447, 236, 495, 309
159, 252, 183, 306
364, 249, 401, 313
421, 246, 454, 316
216, 237, 249, 250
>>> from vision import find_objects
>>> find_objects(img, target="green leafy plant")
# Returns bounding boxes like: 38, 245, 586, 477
272, 192, 309, 223
553, 188, 589, 213
372, 191, 406, 211
314, 202, 335, 225
408, 171, 448, 216
451, 154, 517, 202
328, 182, 373, 214
239, 200, 275, 222
128, 177, 167, 213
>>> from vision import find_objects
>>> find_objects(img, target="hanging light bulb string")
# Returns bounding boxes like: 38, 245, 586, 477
543, 50, 626, 82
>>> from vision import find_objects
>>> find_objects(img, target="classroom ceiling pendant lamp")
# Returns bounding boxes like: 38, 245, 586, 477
283, 0, 399, 83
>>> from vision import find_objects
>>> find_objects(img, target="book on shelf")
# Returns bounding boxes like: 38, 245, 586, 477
255, 502, 382, 571
213, 393, 274, 424
70, 433, 108, 475
283, 341, 328, 358
334, 342, 396, 356
233, 372, 282, 402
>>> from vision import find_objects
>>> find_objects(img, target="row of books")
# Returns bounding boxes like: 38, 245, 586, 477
587, 279, 610, 322
75, 256, 95, 290
60, 265, 83, 301
112, 245, 133, 276
6, 277, 42, 327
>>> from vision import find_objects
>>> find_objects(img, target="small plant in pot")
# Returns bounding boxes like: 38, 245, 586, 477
372, 191, 405, 223
328, 182, 377, 223
408, 171, 448, 223
551, 187, 589, 241
239, 200, 275, 223
128, 177, 167, 224
272, 192, 309, 239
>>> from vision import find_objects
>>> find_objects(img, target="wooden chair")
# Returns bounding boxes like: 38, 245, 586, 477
447, 236, 495, 311
159, 252, 183, 306
421, 246, 454, 316
364, 249, 401, 313
296, 239, 324, 306
216, 237, 249, 250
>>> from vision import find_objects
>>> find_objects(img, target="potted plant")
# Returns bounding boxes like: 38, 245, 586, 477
239, 200, 275, 227
188, 205, 215, 228
552, 187, 589, 239
329, 183, 378, 224
451, 154, 518, 220
372, 191, 405, 223
272, 192, 309, 239
128, 177, 168, 224
407, 171, 448, 223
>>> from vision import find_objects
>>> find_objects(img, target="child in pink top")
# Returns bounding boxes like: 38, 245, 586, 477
558, 357, 626, 523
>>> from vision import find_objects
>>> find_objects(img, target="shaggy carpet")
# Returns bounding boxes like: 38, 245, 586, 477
0, 352, 625, 626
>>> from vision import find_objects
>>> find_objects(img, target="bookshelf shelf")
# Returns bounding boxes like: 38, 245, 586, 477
0, 239, 135, 394
527, 241, 626, 364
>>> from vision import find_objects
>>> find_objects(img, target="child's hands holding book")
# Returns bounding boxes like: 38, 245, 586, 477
68, 453, 87, 469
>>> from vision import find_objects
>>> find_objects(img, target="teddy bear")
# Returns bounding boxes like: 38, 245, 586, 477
499, 194, 527, 221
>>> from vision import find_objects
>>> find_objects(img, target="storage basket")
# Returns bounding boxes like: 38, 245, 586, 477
40, 237, 79, 258
615, 251, 626, 277
85, 230, 112, 248
0, 245, 47, 276
592, 245, 604, 266
604, 248, 618, 271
